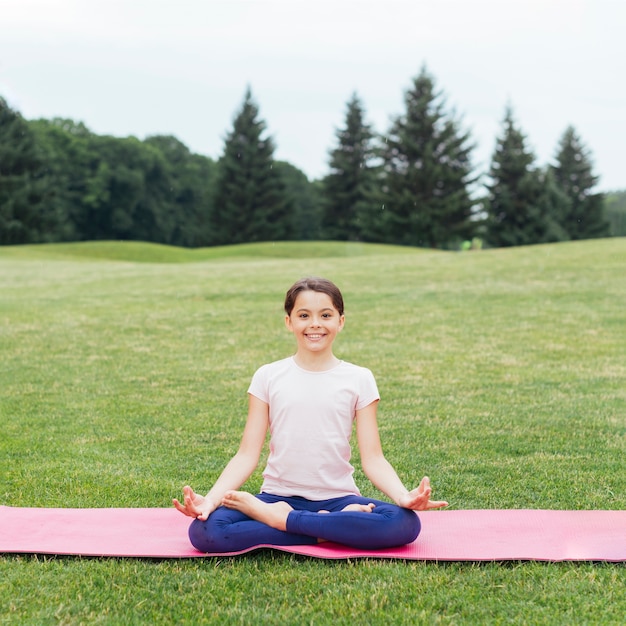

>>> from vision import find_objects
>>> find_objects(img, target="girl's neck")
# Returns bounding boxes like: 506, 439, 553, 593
292, 351, 341, 372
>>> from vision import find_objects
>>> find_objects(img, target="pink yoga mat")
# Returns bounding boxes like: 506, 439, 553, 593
0, 506, 624, 561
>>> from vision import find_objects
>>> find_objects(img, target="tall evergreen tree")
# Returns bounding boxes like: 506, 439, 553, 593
551, 126, 608, 239
321, 93, 378, 241
212, 87, 293, 245
485, 106, 568, 247
0, 98, 53, 244
377, 67, 477, 248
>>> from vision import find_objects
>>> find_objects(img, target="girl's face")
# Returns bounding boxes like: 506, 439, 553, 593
285, 289, 345, 356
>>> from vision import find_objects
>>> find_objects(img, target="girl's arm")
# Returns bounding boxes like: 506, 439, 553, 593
356, 401, 448, 510
173, 394, 269, 520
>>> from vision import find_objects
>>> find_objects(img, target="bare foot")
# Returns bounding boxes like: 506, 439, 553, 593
342, 502, 375, 513
222, 491, 292, 531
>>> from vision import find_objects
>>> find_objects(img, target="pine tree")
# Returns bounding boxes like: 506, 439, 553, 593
378, 67, 477, 248
321, 93, 378, 241
212, 87, 293, 245
551, 126, 608, 239
485, 106, 568, 247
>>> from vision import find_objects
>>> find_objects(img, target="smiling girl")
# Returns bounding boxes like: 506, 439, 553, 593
173, 277, 447, 552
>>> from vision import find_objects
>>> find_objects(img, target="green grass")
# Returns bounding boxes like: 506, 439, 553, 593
1, 238, 624, 625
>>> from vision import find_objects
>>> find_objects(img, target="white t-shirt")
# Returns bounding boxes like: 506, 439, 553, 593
247, 356, 380, 500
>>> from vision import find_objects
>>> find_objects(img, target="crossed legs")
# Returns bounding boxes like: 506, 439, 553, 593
188, 491, 421, 553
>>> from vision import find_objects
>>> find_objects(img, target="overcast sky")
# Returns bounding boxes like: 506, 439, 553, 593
1, 0, 624, 191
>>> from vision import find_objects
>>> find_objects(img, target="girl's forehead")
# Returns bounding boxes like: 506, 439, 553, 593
293, 290, 336, 309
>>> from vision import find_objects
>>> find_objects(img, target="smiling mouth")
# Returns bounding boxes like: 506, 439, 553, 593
306, 333, 325, 339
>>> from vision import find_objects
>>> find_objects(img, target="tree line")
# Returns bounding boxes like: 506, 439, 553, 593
1, 67, 618, 249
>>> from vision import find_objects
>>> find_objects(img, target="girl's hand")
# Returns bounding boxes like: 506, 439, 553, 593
398, 476, 448, 511
172, 485, 214, 521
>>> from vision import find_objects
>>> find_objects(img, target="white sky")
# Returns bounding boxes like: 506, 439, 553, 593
1, 0, 624, 190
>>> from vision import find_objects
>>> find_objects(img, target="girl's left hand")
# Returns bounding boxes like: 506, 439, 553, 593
172, 485, 215, 520
398, 476, 448, 510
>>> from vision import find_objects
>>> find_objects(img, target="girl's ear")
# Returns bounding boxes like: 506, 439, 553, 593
285, 314, 293, 331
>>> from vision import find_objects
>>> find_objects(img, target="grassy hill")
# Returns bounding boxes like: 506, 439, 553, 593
1, 238, 625, 624
0, 239, 429, 263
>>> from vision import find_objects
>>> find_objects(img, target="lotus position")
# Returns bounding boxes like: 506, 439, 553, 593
174, 277, 447, 552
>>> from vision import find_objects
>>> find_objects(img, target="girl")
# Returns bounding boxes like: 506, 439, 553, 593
173, 277, 447, 552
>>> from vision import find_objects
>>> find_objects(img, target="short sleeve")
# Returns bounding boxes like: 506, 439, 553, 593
355, 366, 380, 410
247, 364, 270, 403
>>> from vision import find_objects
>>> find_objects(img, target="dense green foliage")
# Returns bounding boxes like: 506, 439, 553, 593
1, 239, 625, 624
605, 189, 626, 236
274, 160, 324, 240
27, 115, 218, 247
0, 97, 52, 244
143, 135, 217, 247
1, 68, 621, 249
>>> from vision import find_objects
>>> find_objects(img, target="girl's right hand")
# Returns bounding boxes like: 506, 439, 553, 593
172, 485, 214, 521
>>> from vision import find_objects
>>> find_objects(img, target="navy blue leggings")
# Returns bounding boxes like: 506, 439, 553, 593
188, 493, 421, 553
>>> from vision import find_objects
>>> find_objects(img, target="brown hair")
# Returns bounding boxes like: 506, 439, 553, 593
284, 277, 344, 316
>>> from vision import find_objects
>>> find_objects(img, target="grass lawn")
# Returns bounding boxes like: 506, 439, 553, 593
1, 238, 624, 625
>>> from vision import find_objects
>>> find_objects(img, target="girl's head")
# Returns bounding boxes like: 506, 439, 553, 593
284, 277, 344, 317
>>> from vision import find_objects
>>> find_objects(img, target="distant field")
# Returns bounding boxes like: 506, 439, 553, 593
1, 239, 624, 625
